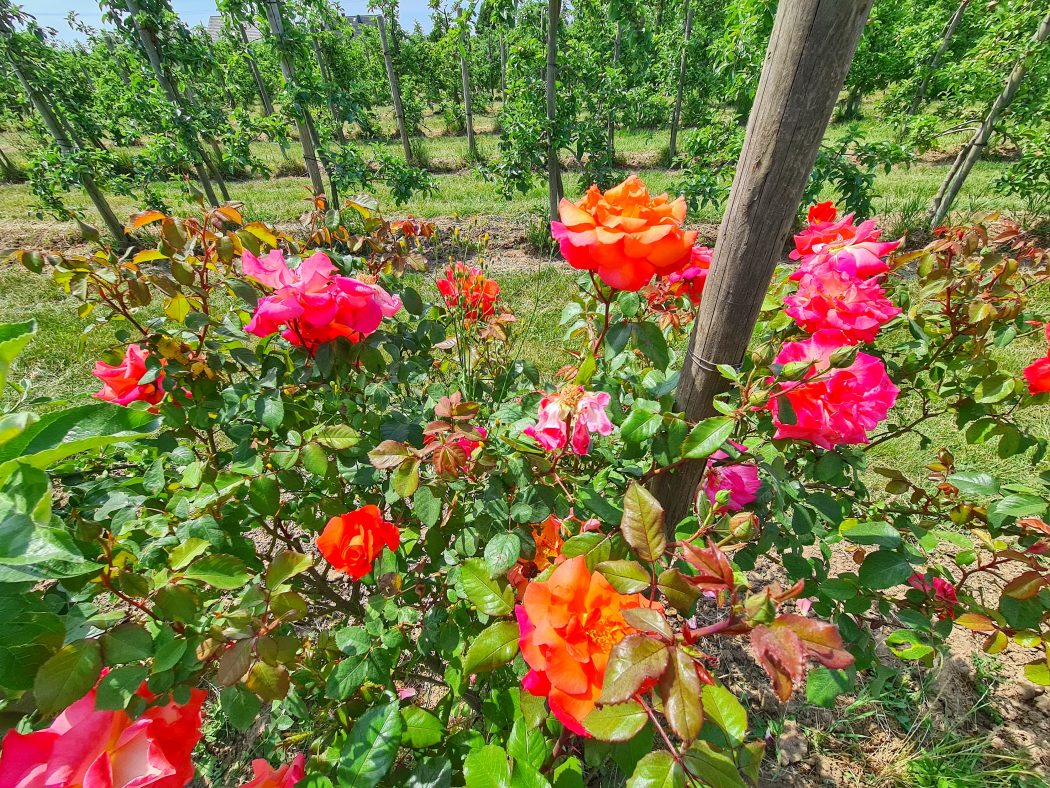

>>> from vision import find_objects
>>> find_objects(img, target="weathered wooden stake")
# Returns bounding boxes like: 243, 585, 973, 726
608, 21, 622, 158
908, 0, 970, 115
460, 43, 477, 159
655, 0, 875, 525
377, 14, 412, 165
545, 0, 562, 221
668, 0, 693, 162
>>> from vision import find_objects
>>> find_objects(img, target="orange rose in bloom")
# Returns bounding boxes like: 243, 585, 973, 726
551, 175, 698, 291
508, 515, 566, 594
516, 555, 655, 735
316, 505, 399, 580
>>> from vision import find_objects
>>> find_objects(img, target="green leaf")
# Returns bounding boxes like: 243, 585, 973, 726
326, 657, 370, 700
249, 475, 281, 516
701, 683, 748, 747
596, 560, 651, 594
257, 396, 284, 431
626, 751, 684, 788
169, 538, 210, 570
583, 701, 648, 742
974, 374, 1015, 404
682, 741, 745, 788
463, 744, 511, 788
101, 623, 153, 664
220, 684, 262, 730
946, 471, 999, 498
805, 667, 853, 709
886, 630, 934, 660
34, 639, 102, 716
0, 402, 159, 474
661, 648, 702, 741
95, 664, 148, 710
301, 442, 330, 476
633, 322, 670, 369
338, 702, 403, 787
1023, 659, 1050, 686
265, 550, 312, 590
600, 635, 669, 704
408, 758, 453, 788
392, 458, 421, 499
858, 550, 914, 590
463, 621, 520, 673
413, 487, 442, 528
484, 533, 521, 578
839, 520, 901, 549
620, 482, 666, 563
0, 320, 36, 392
681, 417, 735, 460
310, 424, 361, 450
460, 558, 514, 615
401, 706, 443, 748
183, 554, 251, 589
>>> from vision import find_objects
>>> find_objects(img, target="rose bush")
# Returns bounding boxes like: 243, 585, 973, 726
0, 182, 1048, 786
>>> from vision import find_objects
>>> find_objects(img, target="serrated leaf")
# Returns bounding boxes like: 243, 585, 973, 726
681, 417, 735, 460
463, 621, 520, 673
484, 533, 521, 578
626, 751, 684, 788
460, 558, 514, 615
101, 623, 153, 664
597, 560, 651, 594
338, 702, 403, 787
34, 639, 102, 716
620, 482, 666, 563
265, 550, 312, 589
183, 554, 250, 589
600, 635, 669, 704
401, 705, 443, 748
220, 684, 262, 731
583, 700, 647, 741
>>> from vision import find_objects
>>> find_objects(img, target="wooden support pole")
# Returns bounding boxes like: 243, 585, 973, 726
668, 0, 693, 162
460, 44, 477, 159
608, 21, 621, 158
654, 0, 875, 525
377, 14, 412, 165
929, 12, 1050, 229
545, 0, 561, 222
908, 0, 970, 116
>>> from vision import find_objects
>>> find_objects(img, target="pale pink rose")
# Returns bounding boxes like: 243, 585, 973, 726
93, 344, 165, 406
768, 329, 899, 449
523, 396, 570, 451
239, 754, 306, 788
523, 388, 614, 456
784, 267, 901, 344
0, 680, 205, 788
570, 391, 614, 455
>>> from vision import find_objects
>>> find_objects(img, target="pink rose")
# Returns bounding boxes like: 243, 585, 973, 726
768, 330, 899, 449
789, 214, 900, 280
784, 267, 901, 344
238, 754, 306, 788
703, 443, 760, 512
523, 387, 614, 456
0, 680, 205, 788
571, 391, 614, 455
908, 573, 958, 619
665, 246, 712, 304
93, 344, 165, 406
456, 426, 488, 456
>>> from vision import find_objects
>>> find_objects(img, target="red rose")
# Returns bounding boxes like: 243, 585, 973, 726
316, 505, 400, 580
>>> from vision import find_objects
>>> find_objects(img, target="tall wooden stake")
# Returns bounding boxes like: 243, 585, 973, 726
655, 0, 875, 525
668, 0, 693, 162
908, 0, 970, 115
929, 12, 1050, 228
460, 43, 477, 159
377, 14, 412, 164
545, 0, 561, 221
608, 21, 622, 158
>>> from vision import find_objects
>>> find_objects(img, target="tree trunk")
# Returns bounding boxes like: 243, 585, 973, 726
929, 11, 1050, 228
654, 0, 875, 526
377, 14, 412, 164
608, 21, 622, 158
668, 0, 693, 162
238, 22, 276, 117
123, 0, 223, 204
261, 0, 328, 199
908, 0, 970, 115
500, 33, 507, 101
546, 0, 562, 221
461, 44, 477, 159
1, 31, 128, 246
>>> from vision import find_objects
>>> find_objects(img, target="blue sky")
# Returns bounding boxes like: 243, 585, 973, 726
23, 0, 435, 40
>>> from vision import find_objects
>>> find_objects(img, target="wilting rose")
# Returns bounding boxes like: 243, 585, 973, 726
790, 213, 900, 280
784, 267, 901, 344
93, 344, 165, 407
238, 754, 306, 788
316, 504, 399, 580
551, 175, 698, 291
703, 444, 761, 512
242, 250, 400, 348
516, 556, 656, 735
523, 386, 613, 456
768, 330, 899, 449
436, 261, 500, 324
0, 678, 205, 788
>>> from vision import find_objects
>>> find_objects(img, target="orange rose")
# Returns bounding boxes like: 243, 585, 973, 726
316, 505, 399, 580
515, 555, 655, 735
508, 515, 566, 595
551, 174, 698, 291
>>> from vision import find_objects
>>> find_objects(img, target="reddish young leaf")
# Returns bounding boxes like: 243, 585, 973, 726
1002, 571, 1046, 601
774, 614, 854, 670
681, 540, 735, 592
750, 625, 804, 702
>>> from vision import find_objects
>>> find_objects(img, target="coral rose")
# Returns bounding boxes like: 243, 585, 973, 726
0, 679, 205, 788
436, 261, 500, 324
769, 329, 899, 449
551, 175, 698, 291
790, 213, 900, 280
516, 555, 655, 735
238, 754, 306, 788
93, 344, 165, 406
523, 386, 613, 456
242, 250, 401, 349
316, 504, 399, 580
784, 267, 901, 344
908, 574, 958, 619
703, 444, 760, 512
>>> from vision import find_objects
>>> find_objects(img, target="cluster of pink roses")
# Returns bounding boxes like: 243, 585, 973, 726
523, 386, 614, 456
93, 344, 167, 407
242, 249, 401, 349
0, 675, 303, 787
769, 204, 901, 449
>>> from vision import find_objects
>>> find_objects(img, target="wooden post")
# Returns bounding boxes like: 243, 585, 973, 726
668, 0, 693, 162
929, 12, 1050, 228
377, 14, 412, 164
655, 0, 875, 525
261, 0, 328, 198
545, 0, 561, 221
608, 21, 622, 158
499, 32, 507, 101
460, 44, 477, 159
237, 21, 276, 116
908, 0, 970, 115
